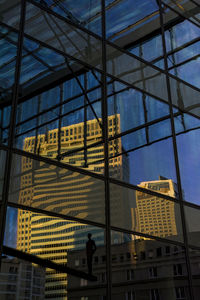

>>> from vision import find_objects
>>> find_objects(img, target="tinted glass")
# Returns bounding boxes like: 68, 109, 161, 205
110, 183, 183, 242
8, 153, 105, 224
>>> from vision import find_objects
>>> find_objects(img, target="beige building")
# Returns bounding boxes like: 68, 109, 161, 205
0, 257, 45, 300
135, 178, 180, 239
16, 114, 131, 299
67, 239, 200, 300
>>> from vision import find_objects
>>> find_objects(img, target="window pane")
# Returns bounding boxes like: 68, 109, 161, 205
107, 78, 171, 137
33, 0, 102, 36
111, 230, 189, 300
4, 206, 105, 299
184, 205, 200, 247
189, 248, 200, 300
109, 134, 177, 194
0, 0, 21, 28
25, 3, 102, 69
176, 125, 200, 205
8, 153, 105, 224
0, 150, 6, 202
110, 183, 183, 242
106, 45, 168, 103
0, 254, 45, 299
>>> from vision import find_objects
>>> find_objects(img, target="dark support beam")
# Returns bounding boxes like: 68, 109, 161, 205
2, 246, 97, 281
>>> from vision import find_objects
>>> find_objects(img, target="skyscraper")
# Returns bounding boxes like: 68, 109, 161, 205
16, 114, 131, 299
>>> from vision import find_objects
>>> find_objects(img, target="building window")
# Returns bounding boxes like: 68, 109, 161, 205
150, 289, 160, 300
140, 251, 146, 260
127, 269, 134, 281
125, 290, 135, 300
173, 264, 183, 276
175, 287, 185, 299
165, 246, 170, 255
149, 267, 157, 278
156, 248, 162, 257
101, 272, 106, 283
80, 279, 88, 287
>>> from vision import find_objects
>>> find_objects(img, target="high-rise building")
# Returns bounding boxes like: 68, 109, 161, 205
0, 256, 45, 300
135, 178, 180, 238
16, 114, 131, 299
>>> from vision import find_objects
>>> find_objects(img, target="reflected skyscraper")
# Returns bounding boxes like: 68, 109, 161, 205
136, 178, 180, 239
16, 114, 130, 299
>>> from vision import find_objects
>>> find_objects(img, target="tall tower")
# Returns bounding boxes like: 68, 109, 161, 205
135, 178, 180, 239
17, 114, 129, 299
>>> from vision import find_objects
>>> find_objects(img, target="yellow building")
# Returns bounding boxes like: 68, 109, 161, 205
17, 114, 130, 299
135, 179, 179, 239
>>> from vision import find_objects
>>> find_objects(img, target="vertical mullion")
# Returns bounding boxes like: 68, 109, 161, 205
101, 0, 111, 299
84, 73, 88, 167
34, 95, 41, 154
157, 1, 194, 299
0, 0, 27, 262
58, 84, 63, 158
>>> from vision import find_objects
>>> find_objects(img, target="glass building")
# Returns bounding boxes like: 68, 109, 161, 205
0, 0, 200, 299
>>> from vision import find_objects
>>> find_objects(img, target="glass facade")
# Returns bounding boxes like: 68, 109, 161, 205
0, 0, 199, 299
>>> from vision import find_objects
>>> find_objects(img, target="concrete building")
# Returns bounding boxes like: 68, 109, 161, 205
0, 256, 45, 300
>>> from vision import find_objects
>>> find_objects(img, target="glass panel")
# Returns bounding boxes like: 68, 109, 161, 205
33, 0, 102, 36
106, 45, 168, 103
184, 205, 200, 247
0, 150, 6, 202
164, 13, 200, 88
4, 206, 105, 299
110, 183, 183, 242
0, 0, 21, 28
0, 105, 11, 145
0, 255, 46, 299
8, 153, 105, 224
108, 131, 177, 192
16, 66, 103, 171
105, 0, 159, 42
189, 248, 200, 300
107, 78, 171, 137
60, 143, 105, 175
176, 126, 200, 205
111, 230, 189, 300
128, 33, 165, 69
25, 3, 102, 69
162, 0, 200, 26
19, 35, 87, 97
0, 24, 18, 132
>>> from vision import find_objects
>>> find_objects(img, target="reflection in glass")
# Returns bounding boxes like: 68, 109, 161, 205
0, 255, 45, 299
4, 206, 105, 299
0, 24, 17, 135
8, 153, 105, 224
184, 205, 200, 247
33, 0, 102, 36
109, 133, 177, 190
106, 0, 159, 42
0, 150, 6, 201
25, 3, 102, 69
106, 45, 168, 103
110, 181, 183, 242
0, 0, 21, 28
111, 230, 189, 300
189, 248, 200, 300
176, 128, 200, 205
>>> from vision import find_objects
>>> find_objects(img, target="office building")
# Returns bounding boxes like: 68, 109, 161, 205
0, 1, 199, 300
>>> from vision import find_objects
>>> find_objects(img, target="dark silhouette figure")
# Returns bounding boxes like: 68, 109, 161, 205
86, 233, 96, 275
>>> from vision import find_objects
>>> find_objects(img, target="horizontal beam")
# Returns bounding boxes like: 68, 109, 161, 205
2, 246, 97, 281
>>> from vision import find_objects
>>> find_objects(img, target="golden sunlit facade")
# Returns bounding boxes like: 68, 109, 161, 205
136, 179, 178, 238
17, 114, 124, 299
